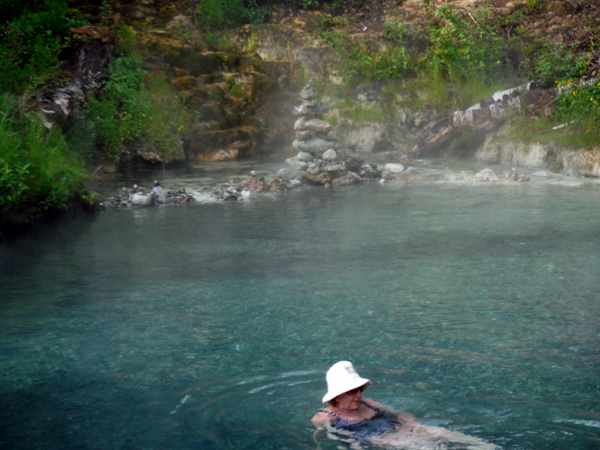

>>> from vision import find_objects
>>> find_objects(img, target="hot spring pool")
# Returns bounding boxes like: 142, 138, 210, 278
1, 168, 599, 450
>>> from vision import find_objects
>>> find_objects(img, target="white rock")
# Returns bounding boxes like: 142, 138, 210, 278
130, 193, 154, 206
531, 170, 549, 177
384, 163, 405, 174
152, 185, 166, 203
474, 168, 499, 181
297, 151, 313, 162
287, 179, 302, 189
322, 149, 337, 161
286, 157, 308, 171
293, 138, 336, 154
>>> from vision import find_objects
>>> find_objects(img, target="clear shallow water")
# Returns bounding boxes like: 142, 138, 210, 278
1, 167, 599, 450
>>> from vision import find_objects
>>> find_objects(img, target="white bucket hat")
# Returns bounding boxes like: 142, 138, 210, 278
322, 361, 371, 403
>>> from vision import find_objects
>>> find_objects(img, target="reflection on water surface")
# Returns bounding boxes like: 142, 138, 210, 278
1, 167, 599, 450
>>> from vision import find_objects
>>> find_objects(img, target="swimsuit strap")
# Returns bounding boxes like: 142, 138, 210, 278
319, 409, 342, 421
319, 402, 379, 422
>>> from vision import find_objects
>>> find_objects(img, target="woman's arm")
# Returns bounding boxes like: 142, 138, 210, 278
311, 412, 335, 450
311, 411, 336, 428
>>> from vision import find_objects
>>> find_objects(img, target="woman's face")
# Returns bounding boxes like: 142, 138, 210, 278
334, 386, 364, 410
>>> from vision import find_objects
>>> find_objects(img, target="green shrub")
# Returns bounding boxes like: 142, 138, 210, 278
0, 94, 88, 216
198, 0, 274, 28
423, 5, 509, 87
554, 79, 600, 132
319, 31, 413, 82
533, 42, 590, 87
114, 24, 137, 56
340, 105, 387, 123
86, 55, 185, 162
0, 0, 89, 94
230, 84, 244, 96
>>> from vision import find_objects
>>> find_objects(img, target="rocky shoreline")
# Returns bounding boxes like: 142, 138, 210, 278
97, 80, 600, 207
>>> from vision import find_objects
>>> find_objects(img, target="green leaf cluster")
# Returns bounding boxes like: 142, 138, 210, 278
85, 55, 186, 162
197, 0, 274, 28
0, 0, 89, 94
0, 95, 88, 217
553, 79, 600, 141
532, 42, 590, 87
319, 30, 413, 83
424, 5, 509, 86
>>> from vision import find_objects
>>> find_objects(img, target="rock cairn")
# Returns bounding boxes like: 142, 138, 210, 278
286, 80, 381, 187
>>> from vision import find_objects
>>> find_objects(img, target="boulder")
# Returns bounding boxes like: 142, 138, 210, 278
304, 118, 332, 134
331, 122, 387, 153
332, 171, 361, 187
267, 178, 287, 194
293, 138, 337, 154
152, 183, 166, 203
306, 161, 321, 175
384, 163, 405, 174
474, 168, 499, 182
322, 162, 346, 173
296, 130, 316, 141
558, 149, 600, 177
323, 149, 337, 161
297, 151, 313, 162
130, 192, 155, 206
211, 186, 242, 201
336, 153, 364, 172
359, 164, 381, 178
292, 103, 329, 117
238, 176, 267, 193
286, 178, 302, 189
300, 171, 334, 186
285, 156, 308, 171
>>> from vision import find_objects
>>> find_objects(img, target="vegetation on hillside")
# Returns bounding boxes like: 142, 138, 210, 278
0, 0, 598, 232
0, 0, 186, 231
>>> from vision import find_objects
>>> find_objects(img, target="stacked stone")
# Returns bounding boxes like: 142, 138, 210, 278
288, 80, 336, 170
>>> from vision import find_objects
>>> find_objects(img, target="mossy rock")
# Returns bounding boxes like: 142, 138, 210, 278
237, 54, 263, 73
164, 48, 225, 75
185, 83, 228, 105
192, 102, 228, 123
171, 76, 197, 89
186, 126, 259, 157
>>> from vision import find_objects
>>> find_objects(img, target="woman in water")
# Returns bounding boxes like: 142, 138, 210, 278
311, 361, 500, 450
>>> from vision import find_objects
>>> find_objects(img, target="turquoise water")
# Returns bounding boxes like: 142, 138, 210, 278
1, 172, 599, 450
